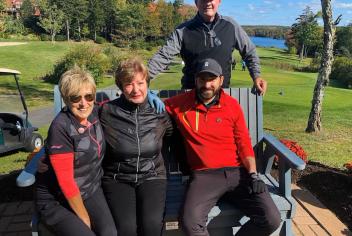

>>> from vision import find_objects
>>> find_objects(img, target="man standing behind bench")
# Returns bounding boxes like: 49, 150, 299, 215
165, 58, 280, 236
148, 0, 267, 95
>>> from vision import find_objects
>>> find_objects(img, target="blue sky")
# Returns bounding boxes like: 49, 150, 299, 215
183, 0, 352, 26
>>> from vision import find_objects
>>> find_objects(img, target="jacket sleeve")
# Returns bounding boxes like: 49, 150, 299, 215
224, 16, 261, 80
148, 27, 184, 80
162, 111, 174, 137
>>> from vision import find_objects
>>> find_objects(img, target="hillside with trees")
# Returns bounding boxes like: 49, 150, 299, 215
0, 0, 196, 47
242, 25, 289, 39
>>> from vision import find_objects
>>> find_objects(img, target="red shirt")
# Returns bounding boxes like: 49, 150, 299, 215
165, 89, 254, 170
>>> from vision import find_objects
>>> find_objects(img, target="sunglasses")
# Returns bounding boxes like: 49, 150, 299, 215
69, 93, 95, 103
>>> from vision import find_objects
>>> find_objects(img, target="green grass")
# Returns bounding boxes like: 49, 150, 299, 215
0, 41, 73, 107
0, 43, 351, 174
0, 41, 116, 108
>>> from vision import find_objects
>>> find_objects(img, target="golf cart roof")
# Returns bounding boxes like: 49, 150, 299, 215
0, 68, 21, 76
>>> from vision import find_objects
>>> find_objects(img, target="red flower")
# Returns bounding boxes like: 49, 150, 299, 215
344, 162, 352, 171
275, 139, 308, 164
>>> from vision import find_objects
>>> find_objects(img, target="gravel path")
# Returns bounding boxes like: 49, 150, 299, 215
0, 42, 28, 47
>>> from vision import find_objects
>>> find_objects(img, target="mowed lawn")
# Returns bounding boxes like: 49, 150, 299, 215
0, 41, 115, 108
0, 43, 350, 173
150, 48, 352, 169
0, 41, 73, 107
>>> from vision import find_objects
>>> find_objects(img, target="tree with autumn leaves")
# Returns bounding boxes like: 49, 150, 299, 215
17, 0, 196, 44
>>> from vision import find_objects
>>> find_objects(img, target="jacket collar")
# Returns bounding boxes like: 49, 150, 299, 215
119, 94, 150, 111
190, 88, 225, 112
195, 12, 220, 29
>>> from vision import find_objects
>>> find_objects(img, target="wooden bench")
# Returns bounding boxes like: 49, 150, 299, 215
20, 86, 306, 236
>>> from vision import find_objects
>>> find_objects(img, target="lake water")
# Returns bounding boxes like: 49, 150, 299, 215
250, 36, 287, 49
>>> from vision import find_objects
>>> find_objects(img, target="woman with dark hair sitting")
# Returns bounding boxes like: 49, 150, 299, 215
100, 57, 173, 236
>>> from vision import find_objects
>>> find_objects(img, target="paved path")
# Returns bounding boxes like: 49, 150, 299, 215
0, 183, 350, 236
29, 106, 54, 128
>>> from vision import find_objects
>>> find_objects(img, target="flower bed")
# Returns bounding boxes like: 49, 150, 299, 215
275, 139, 308, 163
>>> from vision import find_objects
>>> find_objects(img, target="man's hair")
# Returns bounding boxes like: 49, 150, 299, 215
115, 57, 149, 90
59, 66, 96, 104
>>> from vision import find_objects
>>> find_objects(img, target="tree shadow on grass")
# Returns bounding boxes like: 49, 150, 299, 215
0, 82, 53, 102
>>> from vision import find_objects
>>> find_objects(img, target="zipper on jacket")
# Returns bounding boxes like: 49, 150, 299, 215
135, 107, 141, 183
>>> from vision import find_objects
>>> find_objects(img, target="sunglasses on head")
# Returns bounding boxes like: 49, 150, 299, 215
69, 93, 95, 103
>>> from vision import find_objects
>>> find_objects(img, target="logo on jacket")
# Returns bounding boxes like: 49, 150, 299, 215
216, 118, 222, 123
50, 145, 63, 149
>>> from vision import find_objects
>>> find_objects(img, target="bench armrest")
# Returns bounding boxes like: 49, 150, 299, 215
16, 147, 45, 187
262, 132, 306, 201
263, 132, 306, 170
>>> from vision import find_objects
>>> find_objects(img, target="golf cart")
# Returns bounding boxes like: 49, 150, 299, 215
0, 68, 43, 154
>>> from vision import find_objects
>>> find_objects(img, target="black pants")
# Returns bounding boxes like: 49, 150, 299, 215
37, 187, 117, 236
181, 168, 281, 236
102, 178, 167, 236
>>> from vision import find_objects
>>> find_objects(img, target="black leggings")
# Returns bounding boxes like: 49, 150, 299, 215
37, 187, 117, 236
102, 178, 167, 236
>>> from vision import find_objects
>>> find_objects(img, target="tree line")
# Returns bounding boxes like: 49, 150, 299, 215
1, 0, 196, 47
242, 25, 289, 39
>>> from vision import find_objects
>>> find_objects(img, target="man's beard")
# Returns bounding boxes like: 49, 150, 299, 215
197, 86, 221, 102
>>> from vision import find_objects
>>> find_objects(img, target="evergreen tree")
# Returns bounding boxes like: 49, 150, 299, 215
87, 0, 104, 40
335, 24, 352, 57
0, 0, 5, 12
38, 4, 65, 42
291, 6, 322, 59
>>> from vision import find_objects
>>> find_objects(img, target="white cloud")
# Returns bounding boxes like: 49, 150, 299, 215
264, 1, 273, 4
248, 4, 255, 11
297, 0, 321, 12
335, 3, 352, 9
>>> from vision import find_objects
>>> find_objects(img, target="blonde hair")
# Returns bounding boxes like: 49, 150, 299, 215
115, 57, 149, 90
59, 66, 96, 104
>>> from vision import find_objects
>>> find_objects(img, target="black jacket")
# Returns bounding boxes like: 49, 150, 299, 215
148, 13, 260, 89
99, 95, 173, 184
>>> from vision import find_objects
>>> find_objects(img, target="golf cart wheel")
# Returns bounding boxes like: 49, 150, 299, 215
25, 133, 43, 152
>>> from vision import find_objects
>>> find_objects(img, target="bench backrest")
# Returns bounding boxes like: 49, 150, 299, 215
54, 86, 263, 144
54, 86, 264, 172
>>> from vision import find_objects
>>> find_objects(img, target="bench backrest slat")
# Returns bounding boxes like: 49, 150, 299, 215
53, 85, 263, 167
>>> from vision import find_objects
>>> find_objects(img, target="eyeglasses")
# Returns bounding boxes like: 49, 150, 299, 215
69, 94, 95, 103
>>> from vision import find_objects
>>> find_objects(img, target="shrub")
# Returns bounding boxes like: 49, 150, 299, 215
330, 56, 352, 89
102, 45, 129, 76
55, 35, 66, 41
275, 139, 308, 164
40, 34, 51, 41
343, 162, 352, 172
95, 36, 106, 44
45, 43, 110, 84
287, 46, 297, 55
261, 61, 295, 71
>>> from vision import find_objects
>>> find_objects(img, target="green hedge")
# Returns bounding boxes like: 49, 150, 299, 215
330, 56, 352, 89
44, 43, 110, 84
